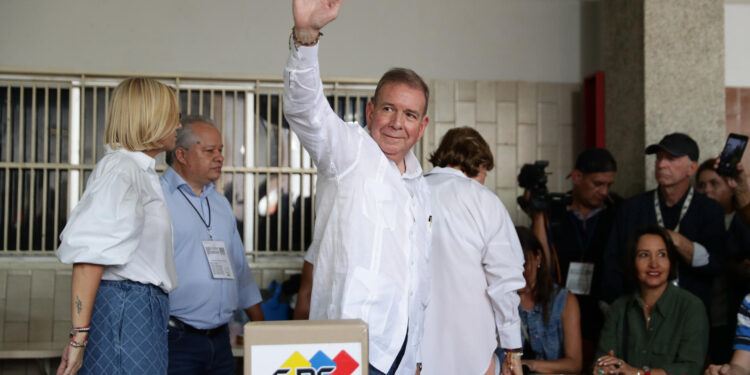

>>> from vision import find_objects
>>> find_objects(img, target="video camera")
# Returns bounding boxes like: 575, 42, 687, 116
517, 161, 572, 212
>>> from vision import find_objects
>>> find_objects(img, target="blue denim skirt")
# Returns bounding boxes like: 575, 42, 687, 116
80, 280, 169, 375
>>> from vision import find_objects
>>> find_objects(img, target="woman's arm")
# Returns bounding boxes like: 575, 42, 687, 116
57, 263, 103, 375
524, 292, 583, 374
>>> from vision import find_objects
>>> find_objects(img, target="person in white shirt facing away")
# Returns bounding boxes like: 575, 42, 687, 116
284, 1, 432, 374
421, 127, 526, 375
55, 77, 182, 375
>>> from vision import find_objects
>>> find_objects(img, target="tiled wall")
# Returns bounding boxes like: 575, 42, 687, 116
726, 87, 750, 165
0, 260, 301, 374
422, 80, 584, 225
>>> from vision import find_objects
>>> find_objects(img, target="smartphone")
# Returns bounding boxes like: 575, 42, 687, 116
717, 133, 749, 177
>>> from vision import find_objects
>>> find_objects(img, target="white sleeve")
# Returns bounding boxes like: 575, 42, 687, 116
691, 241, 709, 267
56, 171, 144, 266
282, 44, 362, 177
481, 194, 526, 349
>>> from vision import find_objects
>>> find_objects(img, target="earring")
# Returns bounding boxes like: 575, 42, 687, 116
537, 264, 541, 269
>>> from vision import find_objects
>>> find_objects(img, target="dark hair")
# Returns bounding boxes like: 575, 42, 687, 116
516, 226, 554, 324
697, 158, 717, 179
575, 148, 617, 174
622, 225, 679, 285
165, 114, 216, 166
428, 127, 494, 178
373, 68, 429, 115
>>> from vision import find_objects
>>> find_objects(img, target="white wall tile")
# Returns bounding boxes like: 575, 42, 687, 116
518, 82, 537, 124
497, 81, 517, 102
517, 124, 537, 165
497, 102, 517, 145
435, 122, 455, 146
434, 80, 455, 123
477, 82, 497, 122
495, 145, 517, 188
457, 80, 477, 102
31, 270, 54, 299
456, 102, 476, 127
476, 123, 497, 150
538, 82, 559, 103
538, 103, 559, 146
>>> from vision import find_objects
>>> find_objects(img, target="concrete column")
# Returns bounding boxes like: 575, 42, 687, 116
604, 0, 725, 197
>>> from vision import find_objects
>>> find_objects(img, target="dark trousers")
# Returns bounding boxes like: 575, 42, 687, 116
369, 332, 408, 375
167, 322, 234, 375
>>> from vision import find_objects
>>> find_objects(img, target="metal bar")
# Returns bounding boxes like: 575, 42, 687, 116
198, 89, 203, 116
244, 90, 256, 259
3, 85, 10, 250
264, 94, 271, 252
28, 85, 37, 249
69, 85, 81, 212
92, 87, 97, 162
210, 90, 215, 121
276, 95, 283, 252
254, 89, 260, 255
186, 88, 191, 115
53, 86, 61, 251
78, 79, 85, 197
41, 86, 49, 249
16, 86, 24, 250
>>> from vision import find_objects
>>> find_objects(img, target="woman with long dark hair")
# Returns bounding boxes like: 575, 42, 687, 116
516, 226, 582, 374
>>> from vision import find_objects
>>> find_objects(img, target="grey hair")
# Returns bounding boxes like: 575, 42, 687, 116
166, 114, 217, 166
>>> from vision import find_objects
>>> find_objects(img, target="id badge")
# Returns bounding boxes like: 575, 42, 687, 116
201, 241, 235, 279
565, 262, 594, 295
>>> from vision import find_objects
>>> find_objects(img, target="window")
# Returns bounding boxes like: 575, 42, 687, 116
0, 73, 375, 260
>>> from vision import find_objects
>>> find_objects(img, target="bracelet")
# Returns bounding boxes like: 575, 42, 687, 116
69, 337, 87, 348
291, 27, 323, 47
505, 348, 523, 370
70, 325, 90, 338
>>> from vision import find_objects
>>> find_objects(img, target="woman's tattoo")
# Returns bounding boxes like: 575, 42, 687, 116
75, 296, 82, 315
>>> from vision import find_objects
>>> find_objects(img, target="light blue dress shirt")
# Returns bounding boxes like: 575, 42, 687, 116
161, 167, 262, 329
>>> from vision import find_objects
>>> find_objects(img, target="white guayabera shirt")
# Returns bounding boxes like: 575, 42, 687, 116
422, 167, 525, 375
284, 44, 432, 375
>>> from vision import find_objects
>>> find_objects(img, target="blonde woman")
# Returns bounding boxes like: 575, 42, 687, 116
56, 77, 181, 375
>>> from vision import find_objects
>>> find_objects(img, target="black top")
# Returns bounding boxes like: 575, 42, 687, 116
547, 197, 620, 340
601, 188, 726, 310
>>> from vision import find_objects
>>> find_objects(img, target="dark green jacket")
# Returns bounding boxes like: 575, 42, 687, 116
596, 284, 708, 375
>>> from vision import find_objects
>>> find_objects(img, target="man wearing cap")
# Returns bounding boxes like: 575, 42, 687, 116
530, 148, 620, 359
602, 133, 725, 310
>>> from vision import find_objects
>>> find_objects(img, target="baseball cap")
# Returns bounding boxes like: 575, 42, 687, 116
574, 148, 617, 174
645, 133, 699, 161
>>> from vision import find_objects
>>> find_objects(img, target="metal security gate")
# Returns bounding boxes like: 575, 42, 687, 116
0, 72, 376, 262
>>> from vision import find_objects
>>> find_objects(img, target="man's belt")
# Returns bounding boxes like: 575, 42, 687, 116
168, 316, 227, 337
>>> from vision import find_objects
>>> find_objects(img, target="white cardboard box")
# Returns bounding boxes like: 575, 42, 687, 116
244, 319, 369, 375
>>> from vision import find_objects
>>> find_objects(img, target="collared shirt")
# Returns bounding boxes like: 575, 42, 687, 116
160, 167, 262, 329
596, 284, 708, 375
421, 167, 524, 375
57, 147, 177, 293
284, 44, 432, 375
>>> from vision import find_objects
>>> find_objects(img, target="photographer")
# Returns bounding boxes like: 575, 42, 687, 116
521, 148, 619, 364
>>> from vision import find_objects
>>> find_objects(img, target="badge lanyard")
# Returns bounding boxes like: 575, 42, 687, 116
653, 187, 693, 232
178, 188, 213, 240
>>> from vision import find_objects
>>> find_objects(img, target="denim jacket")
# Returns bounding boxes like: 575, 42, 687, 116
519, 285, 568, 360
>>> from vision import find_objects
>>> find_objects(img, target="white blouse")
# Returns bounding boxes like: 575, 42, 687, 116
57, 147, 177, 293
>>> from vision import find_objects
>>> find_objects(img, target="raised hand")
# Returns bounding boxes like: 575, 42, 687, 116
292, 0, 342, 40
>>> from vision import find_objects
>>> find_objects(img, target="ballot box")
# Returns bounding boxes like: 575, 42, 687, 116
243, 319, 368, 375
